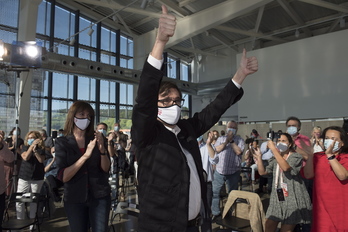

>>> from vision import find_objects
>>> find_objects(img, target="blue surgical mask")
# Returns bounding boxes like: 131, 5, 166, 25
324, 139, 340, 152
98, 129, 107, 137
287, 126, 298, 136
27, 138, 35, 146
114, 126, 119, 132
227, 128, 237, 135
58, 133, 64, 137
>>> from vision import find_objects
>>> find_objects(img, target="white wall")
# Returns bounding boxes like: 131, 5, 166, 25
237, 29, 348, 122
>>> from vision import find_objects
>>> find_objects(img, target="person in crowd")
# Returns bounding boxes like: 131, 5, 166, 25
256, 140, 275, 194
44, 146, 63, 202
208, 120, 245, 220
55, 101, 111, 232
131, 5, 258, 232
244, 139, 259, 191
286, 116, 312, 231
57, 129, 64, 138
303, 126, 348, 231
198, 132, 214, 208
310, 126, 324, 153
250, 129, 260, 139
220, 130, 225, 136
253, 133, 312, 232
4, 127, 24, 196
342, 118, 348, 135
0, 130, 15, 230
211, 130, 220, 145
39, 129, 54, 158
16, 131, 46, 222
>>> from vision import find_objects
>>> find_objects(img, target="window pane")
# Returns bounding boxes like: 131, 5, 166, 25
0, 30, 17, 44
52, 73, 74, 99
0, 94, 16, 134
51, 100, 73, 130
167, 57, 176, 79
37, 0, 51, 36
29, 98, 47, 131
101, 27, 110, 51
181, 63, 189, 81
79, 17, 96, 47
100, 80, 116, 103
0, 0, 19, 28
120, 83, 127, 104
54, 5, 75, 40
99, 104, 116, 130
78, 76, 96, 101
31, 70, 48, 98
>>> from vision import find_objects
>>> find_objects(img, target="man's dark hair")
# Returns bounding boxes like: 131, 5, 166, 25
158, 81, 182, 98
286, 116, 301, 128
97, 122, 108, 129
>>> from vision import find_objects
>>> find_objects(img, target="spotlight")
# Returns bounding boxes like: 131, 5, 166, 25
69, 38, 75, 45
10, 41, 42, 67
0, 40, 5, 61
112, 15, 118, 22
87, 28, 94, 36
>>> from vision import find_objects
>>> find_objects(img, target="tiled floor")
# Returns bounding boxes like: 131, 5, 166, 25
35, 178, 270, 232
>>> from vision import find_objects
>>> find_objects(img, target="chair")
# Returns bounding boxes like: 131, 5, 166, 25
216, 190, 265, 232
109, 201, 139, 232
239, 167, 252, 191
2, 192, 41, 232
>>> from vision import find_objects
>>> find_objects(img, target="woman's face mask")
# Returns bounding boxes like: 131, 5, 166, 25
276, 142, 289, 152
27, 138, 35, 146
324, 139, 340, 152
74, 117, 90, 131
157, 105, 181, 125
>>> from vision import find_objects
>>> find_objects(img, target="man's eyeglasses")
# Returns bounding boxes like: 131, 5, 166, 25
158, 98, 185, 107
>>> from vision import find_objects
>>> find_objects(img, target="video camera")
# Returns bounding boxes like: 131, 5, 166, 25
267, 130, 281, 141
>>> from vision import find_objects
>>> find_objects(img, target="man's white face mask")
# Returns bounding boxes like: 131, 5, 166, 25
157, 105, 181, 125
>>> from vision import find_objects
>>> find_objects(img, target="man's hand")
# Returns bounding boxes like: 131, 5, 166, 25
206, 132, 213, 145
232, 48, 258, 85
156, 5, 176, 44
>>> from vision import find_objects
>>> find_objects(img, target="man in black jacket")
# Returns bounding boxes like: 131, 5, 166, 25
132, 5, 258, 232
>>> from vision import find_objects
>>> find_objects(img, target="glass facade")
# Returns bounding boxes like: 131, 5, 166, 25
0, 0, 190, 136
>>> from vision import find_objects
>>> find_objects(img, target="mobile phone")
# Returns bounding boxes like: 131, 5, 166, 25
276, 188, 285, 201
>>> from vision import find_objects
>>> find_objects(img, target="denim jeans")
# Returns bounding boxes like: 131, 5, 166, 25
211, 171, 240, 216
64, 195, 111, 232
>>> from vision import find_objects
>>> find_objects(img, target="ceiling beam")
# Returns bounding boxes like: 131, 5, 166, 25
178, 0, 198, 8
157, 0, 190, 17
297, 0, 348, 14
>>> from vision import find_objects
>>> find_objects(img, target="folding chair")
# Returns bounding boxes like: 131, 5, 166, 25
109, 201, 139, 232
216, 190, 265, 232
239, 167, 252, 191
2, 192, 41, 232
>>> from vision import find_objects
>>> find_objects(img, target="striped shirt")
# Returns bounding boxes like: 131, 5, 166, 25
213, 135, 245, 175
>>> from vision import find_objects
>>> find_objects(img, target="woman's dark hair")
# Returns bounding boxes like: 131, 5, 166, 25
279, 133, 295, 151
9, 127, 21, 136
158, 81, 182, 98
64, 101, 95, 137
322, 126, 348, 153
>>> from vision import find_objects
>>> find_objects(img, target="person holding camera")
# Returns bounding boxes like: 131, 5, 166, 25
253, 133, 312, 232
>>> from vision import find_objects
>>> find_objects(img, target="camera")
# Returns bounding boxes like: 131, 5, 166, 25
267, 130, 281, 141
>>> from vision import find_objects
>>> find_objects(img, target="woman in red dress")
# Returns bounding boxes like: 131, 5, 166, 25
304, 126, 348, 232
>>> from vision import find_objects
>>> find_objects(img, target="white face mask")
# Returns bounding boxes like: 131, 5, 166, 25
277, 142, 289, 152
157, 105, 181, 125
98, 129, 107, 136
324, 139, 340, 152
287, 126, 298, 136
74, 117, 90, 131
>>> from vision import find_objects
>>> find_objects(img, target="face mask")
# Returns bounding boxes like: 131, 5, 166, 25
250, 134, 255, 138
52, 152, 55, 157
13, 130, 18, 136
197, 135, 203, 142
114, 126, 119, 132
74, 117, 90, 131
58, 133, 64, 137
227, 128, 237, 135
28, 138, 35, 146
287, 126, 298, 136
157, 105, 181, 125
277, 142, 289, 152
98, 129, 107, 137
324, 139, 340, 152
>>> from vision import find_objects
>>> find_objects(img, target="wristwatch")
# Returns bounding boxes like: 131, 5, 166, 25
327, 155, 336, 160
230, 140, 234, 144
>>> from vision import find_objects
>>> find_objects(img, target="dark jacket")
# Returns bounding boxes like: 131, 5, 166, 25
132, 61, 244, 232
55, 135, 111, 203
18, 145, 45, 181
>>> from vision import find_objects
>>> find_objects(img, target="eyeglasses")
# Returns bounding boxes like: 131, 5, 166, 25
158, 98, 185, 107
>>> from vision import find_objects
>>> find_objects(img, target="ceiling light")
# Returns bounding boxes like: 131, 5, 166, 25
295, 29, 300, 38
340, 18, 345, 28
140, 0, 148, 9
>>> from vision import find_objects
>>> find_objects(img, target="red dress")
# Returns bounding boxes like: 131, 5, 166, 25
312, 152, 348, 232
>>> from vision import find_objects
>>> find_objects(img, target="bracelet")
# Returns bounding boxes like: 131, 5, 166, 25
101, 151, 107, 156
327, 155, 336, 160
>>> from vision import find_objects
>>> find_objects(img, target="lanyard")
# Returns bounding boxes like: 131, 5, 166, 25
274, 153, 292, 189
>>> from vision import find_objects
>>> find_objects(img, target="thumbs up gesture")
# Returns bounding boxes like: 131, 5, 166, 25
157, 5, 176, 43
